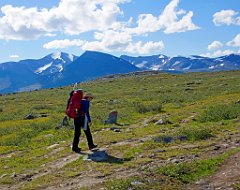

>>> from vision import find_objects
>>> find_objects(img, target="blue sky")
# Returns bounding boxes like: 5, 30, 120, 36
0, 0, 239, 63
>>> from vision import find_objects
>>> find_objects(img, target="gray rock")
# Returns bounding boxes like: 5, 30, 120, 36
110, 126, 122, 132
40, 113, 49, 117
84, 150, 108, 162
110, 126, 119, 131
24, 114, 37, 120
154, 118, 164, 125
176, 136, 188, 141
154, 136, 173, 144
213, 145, 221, 150
0, 174, 7, 178
11, 172, 17, 178
149, 154, 157, 159
62, 116, 69, 126
171, 159, 180, 163
109, 99, 118, 104
154, 118, 173, 125
113, 129, 122, 132
131, 180, 144, 186
155, 149, 166, 153
104, 111, 118, 124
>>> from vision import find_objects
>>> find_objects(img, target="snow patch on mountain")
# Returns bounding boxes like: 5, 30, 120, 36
56, 64, 63, 72
172, 61, 181, 67
68, 54, 74, 62
150, 65, 161, 70
35, 62, 53, 74
209, 66, 215, 69
136, 61, 148, 68
183, 64, 192, 70
52, 52, 62, 60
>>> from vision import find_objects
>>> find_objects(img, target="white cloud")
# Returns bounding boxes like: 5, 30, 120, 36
126, 0, 199, 35
125, 41, 164, 54
37, 0, 201, 55
202, 49, 235, 58
207, 41, 223, 51
44, 33, 57, 37
213, 10, 240, 26
44, 38, 164, 55
159, 0, 200, 33
0, 0, 129, 40
9, 54, 19, 59
82, 41, 164, 54
94, 30, 132, 49
204, 36, 239, 57
0, 5, 49, 40
227, 34, 240, 47
43, 39, 85, 49
0, 0, 199, 41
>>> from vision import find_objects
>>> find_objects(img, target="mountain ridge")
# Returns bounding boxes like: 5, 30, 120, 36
0, 51, 240, 93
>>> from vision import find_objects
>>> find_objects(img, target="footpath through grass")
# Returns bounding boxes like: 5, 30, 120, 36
0, 70, 239, 189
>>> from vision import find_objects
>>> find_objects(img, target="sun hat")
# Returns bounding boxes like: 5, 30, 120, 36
84, 93, 94, 99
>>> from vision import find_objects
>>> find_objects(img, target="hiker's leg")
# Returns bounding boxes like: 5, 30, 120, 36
72, 117, 82, 149
84, 125, 94, 149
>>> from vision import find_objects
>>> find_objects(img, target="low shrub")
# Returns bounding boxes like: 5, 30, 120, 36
133, 102, 162, 114
177, 126, 214, 141
157, 157, 223, 183
199, 103, 240, 122
156, 149, 238, 184
106, 178, 145, 190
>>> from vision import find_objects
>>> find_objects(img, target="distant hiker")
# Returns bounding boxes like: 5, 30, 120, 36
72, 92, 97, 153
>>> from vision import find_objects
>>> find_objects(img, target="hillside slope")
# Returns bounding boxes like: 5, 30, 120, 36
0, 70, 239, 190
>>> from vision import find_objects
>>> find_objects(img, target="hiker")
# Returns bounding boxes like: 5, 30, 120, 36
72, 92, 97, 153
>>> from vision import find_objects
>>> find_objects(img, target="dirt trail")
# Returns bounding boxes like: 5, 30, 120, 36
1, 126, 239, 190
188, 151, 240, 190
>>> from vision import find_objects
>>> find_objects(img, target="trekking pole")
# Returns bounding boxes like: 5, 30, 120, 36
73, 82, 78, 91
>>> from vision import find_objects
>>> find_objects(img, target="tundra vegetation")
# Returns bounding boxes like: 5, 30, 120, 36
0, 70, 239, 190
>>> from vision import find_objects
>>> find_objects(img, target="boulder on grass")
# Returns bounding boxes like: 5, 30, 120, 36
104, 111, 118, 124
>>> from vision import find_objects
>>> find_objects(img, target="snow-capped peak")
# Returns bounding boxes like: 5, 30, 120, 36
51, 52, 62, 60
158, 55, 165, 59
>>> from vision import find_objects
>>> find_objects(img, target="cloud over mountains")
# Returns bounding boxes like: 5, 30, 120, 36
0, 0, 199, 55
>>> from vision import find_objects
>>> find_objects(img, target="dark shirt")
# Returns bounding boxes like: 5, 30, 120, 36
80, 99, 91, 123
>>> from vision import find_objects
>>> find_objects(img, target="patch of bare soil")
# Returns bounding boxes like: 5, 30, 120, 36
1, 128, 239, 190
188, 151, 240, 190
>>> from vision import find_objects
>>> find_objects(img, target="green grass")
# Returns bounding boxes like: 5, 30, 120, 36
133, 102, 163, 114
0, 70, 240, 189
176, 126, 214, 141
235, 180, 240, 190
156, 149, 240, 184
199, 103, 240, 122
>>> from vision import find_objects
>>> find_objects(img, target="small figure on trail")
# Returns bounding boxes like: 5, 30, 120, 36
72, 92, 97, 153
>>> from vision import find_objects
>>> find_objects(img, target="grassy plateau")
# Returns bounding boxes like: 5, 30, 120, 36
0, 70, 240, 190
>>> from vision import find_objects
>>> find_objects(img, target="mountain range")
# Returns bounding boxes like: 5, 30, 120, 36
0, 51, 239, 93
121, 54, 240, 72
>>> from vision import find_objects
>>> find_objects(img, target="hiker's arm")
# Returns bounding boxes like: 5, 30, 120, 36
86, 101, 92, 124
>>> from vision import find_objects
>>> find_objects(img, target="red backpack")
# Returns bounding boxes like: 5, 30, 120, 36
66, 89, 83, 118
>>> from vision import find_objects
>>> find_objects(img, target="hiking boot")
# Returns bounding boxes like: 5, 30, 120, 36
72, 147, 81, 153
89, 144, 98, 150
